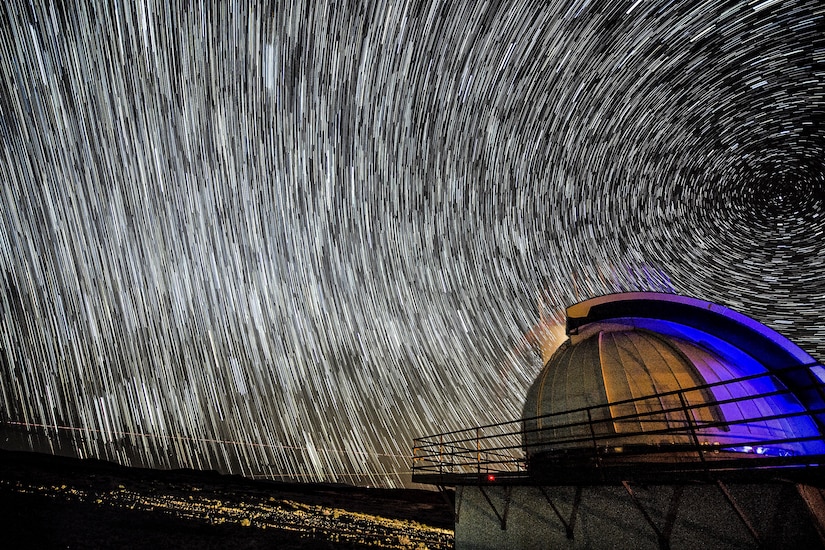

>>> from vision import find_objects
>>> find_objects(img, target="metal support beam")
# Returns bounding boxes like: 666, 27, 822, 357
437, 485, 457, 524
716, 480, 761, 545
478, 485, 512, 530
539, 485, 582, 539
796, 483, 825, 547
454, 485, 464, 524
622, 481, 684, 550
661, 485, 684, 547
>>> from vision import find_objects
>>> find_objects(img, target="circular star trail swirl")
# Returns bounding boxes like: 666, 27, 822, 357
1, 1, 824, 487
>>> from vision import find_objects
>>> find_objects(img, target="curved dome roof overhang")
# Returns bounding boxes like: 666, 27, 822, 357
566, 292, 825, 424
567, 292, 815, 369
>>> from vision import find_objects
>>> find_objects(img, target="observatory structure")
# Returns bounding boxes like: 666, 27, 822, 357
412, 292, 825, 549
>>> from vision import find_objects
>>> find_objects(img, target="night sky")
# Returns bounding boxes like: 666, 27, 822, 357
1, 1, 824, 487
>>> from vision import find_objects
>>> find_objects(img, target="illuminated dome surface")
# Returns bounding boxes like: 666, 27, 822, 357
523, 293, 825, 458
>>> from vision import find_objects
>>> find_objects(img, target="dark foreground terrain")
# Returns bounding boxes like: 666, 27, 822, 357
0, 450, 453, 549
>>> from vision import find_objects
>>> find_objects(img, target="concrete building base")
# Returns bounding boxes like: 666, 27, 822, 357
454, 482, 825, 549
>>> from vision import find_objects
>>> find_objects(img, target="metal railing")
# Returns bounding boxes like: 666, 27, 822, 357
412, 362, 825, 485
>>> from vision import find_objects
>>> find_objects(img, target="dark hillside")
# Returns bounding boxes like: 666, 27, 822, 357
0, 450, 453, 549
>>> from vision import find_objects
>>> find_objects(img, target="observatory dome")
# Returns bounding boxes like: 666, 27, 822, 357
522, 293, 825, 461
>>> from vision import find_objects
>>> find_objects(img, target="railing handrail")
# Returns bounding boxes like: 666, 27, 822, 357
411, 362, 825, 482
415, 405, 825, 453
414, 362, 825, 442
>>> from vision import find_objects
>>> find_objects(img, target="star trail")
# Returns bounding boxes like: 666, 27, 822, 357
1, 1, 824, 487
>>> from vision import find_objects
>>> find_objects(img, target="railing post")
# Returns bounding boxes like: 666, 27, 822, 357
677, 390, 706, 468
439, 434, 444, 476
587, 408, 600, 463
806, 364, 825, 408
477, 427, 481, 474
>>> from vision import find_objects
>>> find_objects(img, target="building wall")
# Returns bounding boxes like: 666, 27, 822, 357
454, 482, 825, 549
